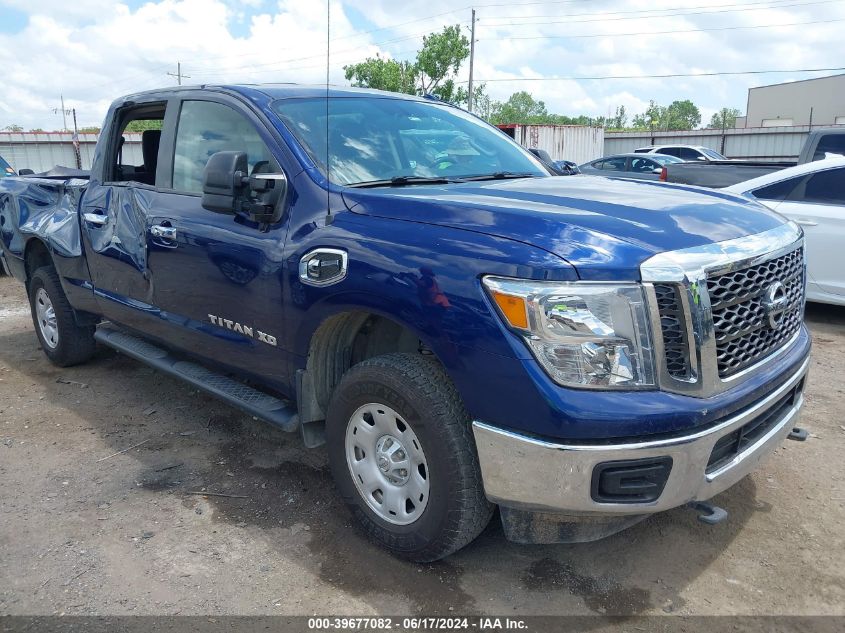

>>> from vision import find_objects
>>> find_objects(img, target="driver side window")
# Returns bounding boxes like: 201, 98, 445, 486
172, 100, 276, 194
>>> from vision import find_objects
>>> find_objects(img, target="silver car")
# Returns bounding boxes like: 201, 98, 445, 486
579, 153, 684, 180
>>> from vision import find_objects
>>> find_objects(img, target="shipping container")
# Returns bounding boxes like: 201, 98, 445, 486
497, 124, 604, 165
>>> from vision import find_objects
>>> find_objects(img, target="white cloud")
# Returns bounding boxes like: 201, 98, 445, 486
0, 0, 843, 129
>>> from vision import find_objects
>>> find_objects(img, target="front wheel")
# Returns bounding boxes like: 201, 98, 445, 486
326, 353, 494, 562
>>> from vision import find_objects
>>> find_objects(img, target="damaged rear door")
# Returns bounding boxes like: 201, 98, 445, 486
79, 97, 171, 333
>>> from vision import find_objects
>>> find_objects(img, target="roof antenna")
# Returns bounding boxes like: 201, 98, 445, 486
326, 0, 331, 220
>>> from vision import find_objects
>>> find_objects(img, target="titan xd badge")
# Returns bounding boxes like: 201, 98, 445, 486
208, 314, 277, 347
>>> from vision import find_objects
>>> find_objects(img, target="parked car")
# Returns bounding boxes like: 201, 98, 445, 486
527, 148, 578, 175
0, 85, 810, 561
725, 155, 845, 306
662, 128, 845, 188
579, 153, 683, 180
634, 144, 726, 161
1, 154, 15, 177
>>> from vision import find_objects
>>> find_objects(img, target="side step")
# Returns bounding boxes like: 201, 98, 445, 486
94, 327, 299, 433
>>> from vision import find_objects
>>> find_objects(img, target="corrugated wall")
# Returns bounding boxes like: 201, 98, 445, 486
510, 125, 605, 164
604, 125, 845, 162
0, 132, 142, 173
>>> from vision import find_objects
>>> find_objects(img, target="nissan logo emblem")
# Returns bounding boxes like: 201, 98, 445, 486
762, 281, 789, 329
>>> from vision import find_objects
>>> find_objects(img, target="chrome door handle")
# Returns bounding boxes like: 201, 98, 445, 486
82, 212, 107, 226
794, 219, 818, 227
150, 225, 177, 240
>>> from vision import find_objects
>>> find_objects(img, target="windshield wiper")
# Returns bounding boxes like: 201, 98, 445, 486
456, 172, 541, 182
347, 176, 455, 188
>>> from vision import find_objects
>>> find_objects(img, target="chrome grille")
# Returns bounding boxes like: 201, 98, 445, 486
707, 248, 804, 378
653, 283, 689, 378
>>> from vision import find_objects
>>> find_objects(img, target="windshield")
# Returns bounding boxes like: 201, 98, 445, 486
272, 97, 547, 186
702, 148, 726, 160
651, 155, 684, 165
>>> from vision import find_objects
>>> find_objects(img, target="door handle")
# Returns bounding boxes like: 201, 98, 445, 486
82, 212, 107, 226
150, 225, 177, 240
794, 219, 818, 227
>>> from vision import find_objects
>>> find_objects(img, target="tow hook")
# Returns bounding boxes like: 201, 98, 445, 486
787, 426, 808, 441
688, 501, 729, 525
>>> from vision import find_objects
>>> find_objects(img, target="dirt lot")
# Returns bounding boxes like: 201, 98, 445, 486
0, 274, 843, 617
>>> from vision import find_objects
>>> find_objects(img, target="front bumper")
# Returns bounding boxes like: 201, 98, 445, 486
472, 355, 808, 516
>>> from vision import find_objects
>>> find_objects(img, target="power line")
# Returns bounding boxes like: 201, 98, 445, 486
502, 17, 845, 40
480, 0, 834, 21
481, 0, 842, 26
465, 66, 845, 82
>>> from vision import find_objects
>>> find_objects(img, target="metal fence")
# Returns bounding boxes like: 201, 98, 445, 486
0, 132, 142, 173
604, 125, 845, 162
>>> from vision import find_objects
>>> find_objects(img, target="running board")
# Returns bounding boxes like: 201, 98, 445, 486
94, 327, 299, 433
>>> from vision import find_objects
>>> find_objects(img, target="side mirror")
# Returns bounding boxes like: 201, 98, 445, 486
202, 151, 248, 213
18, 168, 34, 176
246, 172, 287, 224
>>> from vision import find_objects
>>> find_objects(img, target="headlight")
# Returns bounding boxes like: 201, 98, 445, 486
482, 276, 656, 389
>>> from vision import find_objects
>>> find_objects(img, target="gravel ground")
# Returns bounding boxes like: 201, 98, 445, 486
0, 274, 843, 617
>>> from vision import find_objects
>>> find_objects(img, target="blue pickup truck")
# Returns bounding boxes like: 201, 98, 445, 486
0, 85, 810, 561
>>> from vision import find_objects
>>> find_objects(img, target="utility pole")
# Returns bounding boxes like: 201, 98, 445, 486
71, 108, 81, 169
167, 62, 190, 86
467, 9, 476, 113
53, 96, 71, 132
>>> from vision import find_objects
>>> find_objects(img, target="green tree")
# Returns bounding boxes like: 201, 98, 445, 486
344, 24, 469, 105
416, 25, 470, 97
665, 99, 701, 130
124, 119, 163, 133
608, 105, 627, 130
2, 124, 23, 132
709, 107, 741, 129
79, 126, 101, 133
28, 128, 45, 132
490, 91, 549, 124
344, 54, 417, 95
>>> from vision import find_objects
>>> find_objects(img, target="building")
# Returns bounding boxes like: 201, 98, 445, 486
744, 73, 845, 128
496, 124, 604, 164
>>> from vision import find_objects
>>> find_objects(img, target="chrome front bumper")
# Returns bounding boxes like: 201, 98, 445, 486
472, 356, 808, 516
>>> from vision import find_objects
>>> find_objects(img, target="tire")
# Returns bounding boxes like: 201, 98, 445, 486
28, 266, 96, 367
326, 352, 494, 562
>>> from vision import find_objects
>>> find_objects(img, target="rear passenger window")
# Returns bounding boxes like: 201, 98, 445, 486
657, 147, 680, 158
106, 103, 166, 185
172, 101, 275, 194
752, 177, 803, 201
678, 148, 703, 161
813, 135, 845, 161
797, 168, 845, 204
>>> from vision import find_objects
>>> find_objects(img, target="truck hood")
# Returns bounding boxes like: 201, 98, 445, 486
342, 175, 788, 280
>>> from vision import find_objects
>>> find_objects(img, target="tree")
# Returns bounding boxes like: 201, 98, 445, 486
79, 126, 101, 133
490, 91, 549, 124
28, 128, 45, 132
709, 107, 742, 129
416, 25, 470, 98
124, 120, 162, 133
344, 54, 417, 95
608, 105, 627, 130
631, 99, 702, 131
665, 100, 701, 130
343, 25, 469, 105
2, 124, 23, 132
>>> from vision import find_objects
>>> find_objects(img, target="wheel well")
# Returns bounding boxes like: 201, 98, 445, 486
24, 239, 52, 286
298, 311, 433, 424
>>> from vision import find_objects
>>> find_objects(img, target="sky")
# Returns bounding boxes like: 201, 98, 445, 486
0, 0, 844, 130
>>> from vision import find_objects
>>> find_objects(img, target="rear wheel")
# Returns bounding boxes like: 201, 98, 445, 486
326, 353, 493, 562
28, 266, 96, 367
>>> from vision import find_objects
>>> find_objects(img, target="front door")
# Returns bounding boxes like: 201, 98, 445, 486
143, 97, 291, 386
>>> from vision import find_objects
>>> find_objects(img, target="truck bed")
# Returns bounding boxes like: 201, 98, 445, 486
663, 160, 795, 189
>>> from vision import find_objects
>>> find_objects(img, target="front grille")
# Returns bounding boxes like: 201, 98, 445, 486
707, 248, 804, 378
654, 283, 689, 378
706, 379, 803, 473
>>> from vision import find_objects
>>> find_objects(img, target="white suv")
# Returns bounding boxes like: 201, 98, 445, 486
634, 145, 726, 161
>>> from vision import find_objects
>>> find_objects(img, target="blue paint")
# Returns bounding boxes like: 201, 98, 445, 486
0, 85, 809, 441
